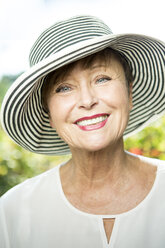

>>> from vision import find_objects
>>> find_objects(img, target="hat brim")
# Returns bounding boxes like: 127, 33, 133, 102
1, 33, 165, 155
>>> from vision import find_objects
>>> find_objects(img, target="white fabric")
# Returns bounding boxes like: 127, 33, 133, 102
1, 155, 165, 248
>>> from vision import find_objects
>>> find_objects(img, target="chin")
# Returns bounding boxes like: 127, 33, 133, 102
81, 134, 124, 152
78, 140, 113, 153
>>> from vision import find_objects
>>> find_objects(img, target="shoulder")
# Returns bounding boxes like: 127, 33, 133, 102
137, 155, 165, 171
0, 165, 60, 208
134, 155, 165, 184
127, 152, 165, 181
127, 151, 165, 169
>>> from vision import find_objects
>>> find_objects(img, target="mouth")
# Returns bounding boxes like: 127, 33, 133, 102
74, 114, 110, 131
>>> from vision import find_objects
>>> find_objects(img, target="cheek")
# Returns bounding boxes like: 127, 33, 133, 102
98, 84, 130, 108
48, 96, 75, 129
48, 98, 63, 128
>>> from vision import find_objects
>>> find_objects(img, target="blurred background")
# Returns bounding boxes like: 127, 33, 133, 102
0, 0, 165, 196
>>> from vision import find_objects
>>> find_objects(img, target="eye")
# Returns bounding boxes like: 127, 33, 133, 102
55, 85, 72, 93
96, 76, 111, 84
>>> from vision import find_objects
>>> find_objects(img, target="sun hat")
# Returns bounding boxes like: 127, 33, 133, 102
0, 15, 165, 155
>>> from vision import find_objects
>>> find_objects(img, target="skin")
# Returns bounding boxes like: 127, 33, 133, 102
48, 55, 157, 241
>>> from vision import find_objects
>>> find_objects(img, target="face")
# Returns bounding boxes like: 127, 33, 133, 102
48, 54, 132, 152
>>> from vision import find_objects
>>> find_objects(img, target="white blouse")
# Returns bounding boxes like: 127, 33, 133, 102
1, 155, 165, 248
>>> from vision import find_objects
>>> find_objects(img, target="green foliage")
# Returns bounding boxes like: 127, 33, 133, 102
0, 75, 19, 104
124, 116, 165, 160
0, 125, 70, 196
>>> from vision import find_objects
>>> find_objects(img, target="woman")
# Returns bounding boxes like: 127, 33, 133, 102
0, 15, 165, 248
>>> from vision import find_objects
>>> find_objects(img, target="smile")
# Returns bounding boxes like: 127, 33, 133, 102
75, 114, 109, 131
77, 115, 108, 126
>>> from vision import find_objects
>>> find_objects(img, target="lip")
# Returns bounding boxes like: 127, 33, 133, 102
74, 113, 109, 123
74, 113, 110, 131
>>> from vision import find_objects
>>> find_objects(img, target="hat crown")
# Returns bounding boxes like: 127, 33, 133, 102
29, 15, 112, 66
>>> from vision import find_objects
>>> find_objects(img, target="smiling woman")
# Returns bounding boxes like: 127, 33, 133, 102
0, 15, 165, 248
46, 49, 132, 152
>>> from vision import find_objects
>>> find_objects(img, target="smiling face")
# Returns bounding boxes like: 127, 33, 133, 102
47, 52, 132, 152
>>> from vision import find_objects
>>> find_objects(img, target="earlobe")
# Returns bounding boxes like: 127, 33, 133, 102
129, 82, 133, 111
50, 119, 53, 128
49, 116, 56, 129
49, 115, 53, 128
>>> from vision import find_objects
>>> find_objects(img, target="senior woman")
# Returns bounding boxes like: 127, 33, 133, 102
0, 15, 165, 248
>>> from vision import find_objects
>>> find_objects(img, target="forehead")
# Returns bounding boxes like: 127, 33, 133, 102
75, 49, 122, 70
59, 49, 124, 79
67, 59, 124, 81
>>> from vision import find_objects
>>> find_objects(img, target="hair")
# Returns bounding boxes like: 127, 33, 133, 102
41, 48, 134, 113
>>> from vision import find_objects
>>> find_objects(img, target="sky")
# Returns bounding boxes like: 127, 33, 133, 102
0, 0, 164, 78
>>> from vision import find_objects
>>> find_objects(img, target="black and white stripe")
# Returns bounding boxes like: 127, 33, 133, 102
1, 15, 165, 155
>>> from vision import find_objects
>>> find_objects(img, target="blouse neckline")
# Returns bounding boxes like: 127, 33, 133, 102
56, 155, 161, 219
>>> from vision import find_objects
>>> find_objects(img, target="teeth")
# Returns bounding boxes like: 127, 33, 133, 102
77, 115, 108, 126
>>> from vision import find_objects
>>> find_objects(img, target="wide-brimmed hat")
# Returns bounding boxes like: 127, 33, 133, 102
1, 15, 165, 155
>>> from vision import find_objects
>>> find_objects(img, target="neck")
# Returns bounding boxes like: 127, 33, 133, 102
65, 138, 131, 187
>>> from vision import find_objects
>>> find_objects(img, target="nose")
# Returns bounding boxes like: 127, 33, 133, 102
77, 84, 98, 109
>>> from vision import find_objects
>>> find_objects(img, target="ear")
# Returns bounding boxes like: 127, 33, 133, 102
49, 115, 57, 129
49, 118, 53, 128
49, 119, 55, 129
48, 113, 54, 128
46, 102, 54, 128
129, 82, 133, 111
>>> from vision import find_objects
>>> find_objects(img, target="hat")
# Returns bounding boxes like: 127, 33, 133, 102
1, 15, 165, 155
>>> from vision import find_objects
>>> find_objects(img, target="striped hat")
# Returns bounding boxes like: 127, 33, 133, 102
1, 15, 165, 155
